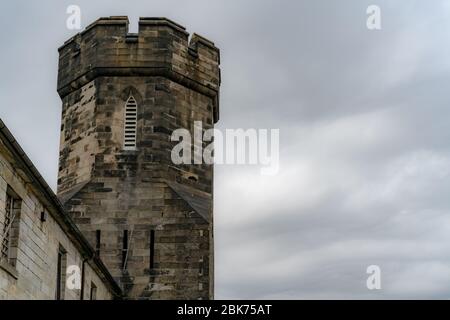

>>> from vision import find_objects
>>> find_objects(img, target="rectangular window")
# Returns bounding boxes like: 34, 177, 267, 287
1, 187, 21, 266
90, 282, 97, 300
199, 256, 204, 276
122, 230, 129, 270
40, 209, 48, 222
149, 229, 155, 270
1, 193, 13, 261
95, 230, 101, 256
56, 245, 67, 300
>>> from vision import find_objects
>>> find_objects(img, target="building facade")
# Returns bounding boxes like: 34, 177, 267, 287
56, 17, 220, 299
0, 120, 121, 300
0, 16, 219, 300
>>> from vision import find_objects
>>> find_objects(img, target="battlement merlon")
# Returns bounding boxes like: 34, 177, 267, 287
57, 16, 221, 122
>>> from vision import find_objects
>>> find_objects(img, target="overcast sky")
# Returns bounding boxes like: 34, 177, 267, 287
2, 0, 450, 299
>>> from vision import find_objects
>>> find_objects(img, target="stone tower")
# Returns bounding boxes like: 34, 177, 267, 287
56, 16, 220, 299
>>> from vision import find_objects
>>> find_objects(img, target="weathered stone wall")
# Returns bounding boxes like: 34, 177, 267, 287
63, 179, 211, 299
57, 16, 220, 300
58, 74, 215, 300
58, 80, 98, 194
0, 144, 113, 300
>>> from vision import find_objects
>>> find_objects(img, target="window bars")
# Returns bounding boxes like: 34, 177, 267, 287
124, 96, 137, 150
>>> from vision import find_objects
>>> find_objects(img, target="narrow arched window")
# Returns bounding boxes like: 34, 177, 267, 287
124, 96, 137, 150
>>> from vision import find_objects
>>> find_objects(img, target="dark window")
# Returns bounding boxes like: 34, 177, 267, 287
90, 282, 97, 300
122, 230, 129, 270
1, 187, 21, 266
95, 230, 101, 255
149, 230, 155, 270
56, 245, 67, 300
40, 210, 48, 222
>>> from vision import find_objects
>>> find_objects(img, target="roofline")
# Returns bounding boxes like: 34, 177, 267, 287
0, 118, 122, 298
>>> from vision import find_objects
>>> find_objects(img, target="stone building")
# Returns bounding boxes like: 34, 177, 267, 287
57, 16, 220, 299
1, 16, 220, 300
0, 119, 122, 299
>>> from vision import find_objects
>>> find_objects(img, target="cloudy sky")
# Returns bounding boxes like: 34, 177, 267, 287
2, 0, 450, 299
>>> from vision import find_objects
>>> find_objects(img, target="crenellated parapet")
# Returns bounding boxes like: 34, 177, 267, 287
57, 16, 220, 121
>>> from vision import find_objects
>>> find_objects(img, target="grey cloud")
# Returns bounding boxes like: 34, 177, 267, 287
1, 0, 450, 299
